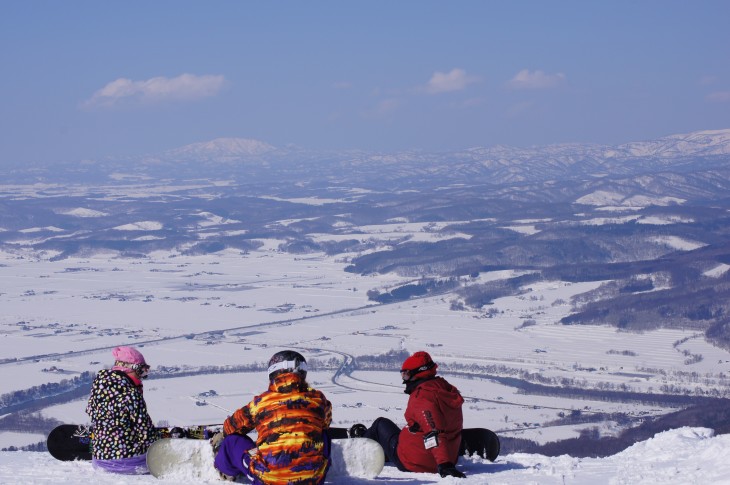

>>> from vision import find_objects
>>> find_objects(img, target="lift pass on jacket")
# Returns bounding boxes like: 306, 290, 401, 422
423, 431, 439, 449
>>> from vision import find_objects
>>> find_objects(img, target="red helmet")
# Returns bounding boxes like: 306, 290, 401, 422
400, 351, 438, 383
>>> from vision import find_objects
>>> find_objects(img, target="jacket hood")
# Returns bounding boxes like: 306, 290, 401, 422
98, 368, 143, 390
269, 371, 308, 393
413, 376, 464, 409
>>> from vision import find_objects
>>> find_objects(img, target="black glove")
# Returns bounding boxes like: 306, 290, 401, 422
407, 421, 421, 433
437, 462, 466, 478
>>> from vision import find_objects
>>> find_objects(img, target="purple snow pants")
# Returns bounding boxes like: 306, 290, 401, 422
92, 454, 149, 474
214, 434, 257, 481
214, 432, 332, 483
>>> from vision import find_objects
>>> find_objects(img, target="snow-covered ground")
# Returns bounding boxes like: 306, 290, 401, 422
2, 233, 730, 482
0, 427, 728, 484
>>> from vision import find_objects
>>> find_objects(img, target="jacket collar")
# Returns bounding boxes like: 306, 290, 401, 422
112, 369, 143, 390
404, 375, 437, 395
270, 372, 307, 393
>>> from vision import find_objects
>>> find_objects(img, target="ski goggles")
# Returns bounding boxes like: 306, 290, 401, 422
400, 361, 435, 382
114, 360, 151, 379
130, 362, 151, 379
268, 359, 307, 375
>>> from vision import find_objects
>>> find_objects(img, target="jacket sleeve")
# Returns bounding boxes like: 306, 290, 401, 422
405, 388, 453, 465
224, 401, 256, 436
85, 376, 100, 420
324, 396, 332, 428
129, 389, 159, 445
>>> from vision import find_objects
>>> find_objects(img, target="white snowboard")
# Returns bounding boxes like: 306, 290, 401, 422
327, 437, 385, 479
146, 437, 385, 480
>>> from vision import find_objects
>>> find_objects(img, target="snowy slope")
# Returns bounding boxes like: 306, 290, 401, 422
1, 428, 729, 484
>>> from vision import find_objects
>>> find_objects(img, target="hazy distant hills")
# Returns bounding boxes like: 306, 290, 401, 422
140, 128, 730, 209
138, 128, 730, 190
5, 129, 730, 196
162, 128, 730, 166
163, 137, 277, 160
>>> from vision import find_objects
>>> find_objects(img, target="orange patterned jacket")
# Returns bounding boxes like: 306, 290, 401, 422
223, 372, 332, 485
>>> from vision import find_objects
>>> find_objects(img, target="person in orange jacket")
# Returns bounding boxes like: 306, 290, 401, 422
352, 351, 466, 478
211, 350, 332, 484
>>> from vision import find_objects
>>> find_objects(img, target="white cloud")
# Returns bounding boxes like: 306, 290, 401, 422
423, 68, 477, 94
707, 91, 730, 103
83, 73, 226, 108
507, 69, 566, 90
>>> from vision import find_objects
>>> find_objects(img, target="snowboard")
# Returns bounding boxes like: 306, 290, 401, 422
329, 426, 500, 462
146, 437, 386, 480
459, 427, 500, 462
47, 424, 93, 461
46, 424, 221, 461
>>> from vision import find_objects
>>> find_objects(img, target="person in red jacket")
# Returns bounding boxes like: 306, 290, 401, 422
352, 351, 466, 478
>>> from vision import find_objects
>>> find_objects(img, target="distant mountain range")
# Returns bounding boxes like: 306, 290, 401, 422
165, 128, 730, 162
6, 129, 730, 193
127, 128, 730, 190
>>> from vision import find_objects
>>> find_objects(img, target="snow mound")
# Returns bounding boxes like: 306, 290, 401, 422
607, 427, 729, 484
705, 264, 730, 278
19, 226, 65, 233
650, 235, 706, 251
57, 208, 109, 218
112, 221, 164, 231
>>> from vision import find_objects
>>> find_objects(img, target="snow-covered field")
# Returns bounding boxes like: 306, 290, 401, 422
2, 238, 730, 482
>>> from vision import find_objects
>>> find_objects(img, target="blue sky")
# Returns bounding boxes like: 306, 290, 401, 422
2, 1, 729, 165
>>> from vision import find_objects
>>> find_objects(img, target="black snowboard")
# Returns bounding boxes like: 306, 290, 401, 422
327, 427, 351, 439
329, 426, 500, 462
47, 424, 93, 461
459, 427, 500, 462
47, 424, 222, 461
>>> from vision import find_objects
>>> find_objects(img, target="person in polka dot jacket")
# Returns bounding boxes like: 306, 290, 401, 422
85, 346, 160, 474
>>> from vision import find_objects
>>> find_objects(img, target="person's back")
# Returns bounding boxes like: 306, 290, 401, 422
225, 372, 331, 483
214, 350, 332, 484
398, 375, 464, 472
86, 369, 157, 459
352, 350, 467, 478
85, 346, 158, 474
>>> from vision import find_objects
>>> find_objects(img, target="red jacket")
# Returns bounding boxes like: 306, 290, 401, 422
396, 376, 464, 473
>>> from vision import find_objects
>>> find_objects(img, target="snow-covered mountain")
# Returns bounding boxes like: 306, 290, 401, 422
162, 138, 276, 162
161, 128, 730, 165
5, 128, 730, 194
618, 128, 730, 158
140, 128, 730, 189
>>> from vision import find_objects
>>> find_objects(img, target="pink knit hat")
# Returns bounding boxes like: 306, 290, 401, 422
112, 346, 146, 366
